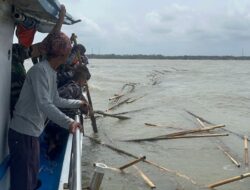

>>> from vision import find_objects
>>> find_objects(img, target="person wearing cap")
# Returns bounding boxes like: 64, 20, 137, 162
57, 43, 90, 88
67, 44, 89, 65
45, 64, 90, 160
8, 5, 86, 190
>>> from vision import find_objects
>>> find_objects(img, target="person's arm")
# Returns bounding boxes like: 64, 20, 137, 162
53, 88, 83, 109
29, 4, 66, 58
50, 4, 66, 34
29, 66, 76, 129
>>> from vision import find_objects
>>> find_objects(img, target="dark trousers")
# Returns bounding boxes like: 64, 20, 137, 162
8, 129, 40, 190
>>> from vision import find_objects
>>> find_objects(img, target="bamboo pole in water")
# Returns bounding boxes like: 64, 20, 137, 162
244, 136, 249, 166
112, 107, 152, 116
144, 123, 185, 130
123, 134, 229, 142
217, 145, 241, 167
123, 125, 225, 142
156, 124, 225, 138
196, 118, 206, 128
196, 118, 241, 167
207, 173, 250, 188
133, 165, 156, 189
109, 94, 124, 101
70, 33, 98, 133
85, 135, 197, 185
126, 95, 145, 104
119, 156, 146, 170
106, 98, 131, 111
94, 110, 130, 120
186, 110, 249, 141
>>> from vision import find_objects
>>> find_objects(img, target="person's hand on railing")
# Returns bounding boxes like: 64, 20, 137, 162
69, 121, 82, 134
80, 100, 89, 115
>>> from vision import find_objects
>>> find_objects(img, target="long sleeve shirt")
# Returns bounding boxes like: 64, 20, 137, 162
10, 60, 82, 137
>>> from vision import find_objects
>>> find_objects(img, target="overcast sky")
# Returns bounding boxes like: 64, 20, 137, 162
35, 0, 250, 56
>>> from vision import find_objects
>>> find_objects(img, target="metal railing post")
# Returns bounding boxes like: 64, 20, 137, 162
67, 113, 82, 190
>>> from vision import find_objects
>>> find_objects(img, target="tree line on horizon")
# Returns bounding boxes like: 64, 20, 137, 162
87, 54, 250, 60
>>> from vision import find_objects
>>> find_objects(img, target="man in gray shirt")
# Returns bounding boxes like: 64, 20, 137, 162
8, 5, 87, 190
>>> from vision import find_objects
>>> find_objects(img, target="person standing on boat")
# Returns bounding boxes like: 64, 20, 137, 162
57, 43, 89, 88
8, 5, 86, 190
45, 65, 90, 160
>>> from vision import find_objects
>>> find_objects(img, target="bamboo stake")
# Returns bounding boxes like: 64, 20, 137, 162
207, 173, 250, 188
185, 110, 213, 125
126, 95, 145, 104
133, 165, 156, 189
144, 123, 185, 130
124, 125, 225, 142
106, 98, 131, 111
244, 136, 249, 166
94, 110, 130, 120
196, 118, 241, 167
119, 156, 146, 170
123, 134, 229, 142
85, 135, 197, 185
186, 110, 249, 141
217, 146, 240, 167
112, 107, 152, 116
196, 118, 206, 128
70, 33, 98, 133
109, 94, 124, 101
156, 124, 225, 138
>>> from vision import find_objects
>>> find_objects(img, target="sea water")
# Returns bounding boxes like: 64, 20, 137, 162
82, 59, 250, 190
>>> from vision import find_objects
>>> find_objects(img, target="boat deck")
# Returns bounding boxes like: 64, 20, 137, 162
38, 132, 69, 190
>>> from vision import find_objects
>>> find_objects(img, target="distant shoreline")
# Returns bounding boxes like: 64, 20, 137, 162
88, 54, 250, 60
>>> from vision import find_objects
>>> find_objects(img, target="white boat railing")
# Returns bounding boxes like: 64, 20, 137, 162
68, 114, 82, 190
58, 113, 83, 190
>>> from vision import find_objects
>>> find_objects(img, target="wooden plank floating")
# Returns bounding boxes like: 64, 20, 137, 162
133, 165, 156, 189
119, 156, 146, 170
207, 173, 250, 188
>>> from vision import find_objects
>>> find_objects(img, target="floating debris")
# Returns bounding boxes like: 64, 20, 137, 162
133, 165, 156, 189
207, 173, 250, 188
94, 110, 131, 120
85, 135, 198, 185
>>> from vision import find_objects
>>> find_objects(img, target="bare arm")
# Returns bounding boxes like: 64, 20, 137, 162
30, 4, 66, 58
50, 4, 66, 34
